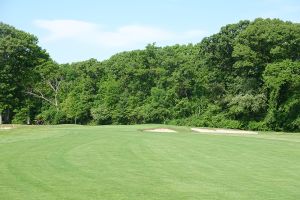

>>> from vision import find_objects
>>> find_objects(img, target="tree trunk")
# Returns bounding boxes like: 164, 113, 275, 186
74, 117, 77, 124
27, 116, 30, 125
54, 93, 59, 112
5, 109, 10, 123
0, 113, 2, 125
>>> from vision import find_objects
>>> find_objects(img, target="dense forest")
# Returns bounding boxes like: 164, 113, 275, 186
0, 18, 299, 131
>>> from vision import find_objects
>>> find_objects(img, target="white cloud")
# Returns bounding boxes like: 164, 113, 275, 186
259, 0, 300, 21
34, 20, 99, 41
33, 19, 208, 63
261, 0, 282, 3
282, 5, 300, 13
34, 19, 207, 48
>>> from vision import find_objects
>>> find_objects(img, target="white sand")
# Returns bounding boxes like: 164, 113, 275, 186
0, 127, 13, 130
144, 128, 177, 133
191, 127, 258, 135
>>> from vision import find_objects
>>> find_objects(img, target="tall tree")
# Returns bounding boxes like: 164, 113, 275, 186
26, 61, 64, 112
263, 60, 300, 131
0, 22, 49, 123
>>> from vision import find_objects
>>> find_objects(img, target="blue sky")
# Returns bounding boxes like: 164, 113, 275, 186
1, 0, 300, 63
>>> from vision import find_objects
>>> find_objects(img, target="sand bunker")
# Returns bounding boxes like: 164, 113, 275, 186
191, 127, 258, 135
0, 127, 13, 130
144, 128, 177, 133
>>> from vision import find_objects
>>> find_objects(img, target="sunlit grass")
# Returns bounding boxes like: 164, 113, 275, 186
0, 125, 299, 200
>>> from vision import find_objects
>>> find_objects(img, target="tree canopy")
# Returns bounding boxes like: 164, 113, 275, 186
0, 22, 49, 123
1, 18, 299, 131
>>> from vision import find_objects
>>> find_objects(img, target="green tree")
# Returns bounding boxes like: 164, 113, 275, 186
233, 18, 300, 78
0, 22, 49, 123
26, 61, 64, 114
263, 60, 300, 131
227, 93, 267, 121
62, 92, 86, 124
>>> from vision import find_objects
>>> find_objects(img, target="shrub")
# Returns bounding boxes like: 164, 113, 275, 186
247, 121, 269, 131
12, 108, 29, 124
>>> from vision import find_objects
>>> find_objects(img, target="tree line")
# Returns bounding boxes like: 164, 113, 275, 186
0, 18, 299, 131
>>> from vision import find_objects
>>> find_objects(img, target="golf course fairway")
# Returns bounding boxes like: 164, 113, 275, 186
0, 125, 299, 200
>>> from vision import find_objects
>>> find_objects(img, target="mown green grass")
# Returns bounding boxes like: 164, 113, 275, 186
0, 125, 299, 200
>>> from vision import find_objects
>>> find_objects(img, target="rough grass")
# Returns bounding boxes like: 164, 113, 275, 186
0, 125, 300, 200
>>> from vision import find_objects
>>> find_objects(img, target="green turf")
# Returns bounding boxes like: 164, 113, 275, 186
0, 125, 300, 200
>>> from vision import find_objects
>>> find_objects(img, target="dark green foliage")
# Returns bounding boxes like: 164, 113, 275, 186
263, 60, 300, 131
12, 107, 29, 124
0, 22, 49, 123
1, 19, 300, 131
